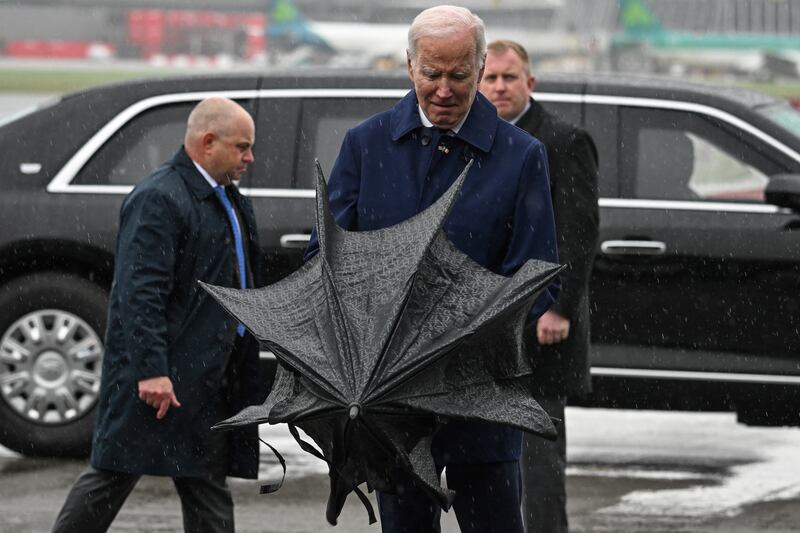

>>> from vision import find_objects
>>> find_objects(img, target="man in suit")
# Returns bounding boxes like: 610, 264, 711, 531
52, 96, 264, 533
480, 39, 599, 533
305, 7, 558, 533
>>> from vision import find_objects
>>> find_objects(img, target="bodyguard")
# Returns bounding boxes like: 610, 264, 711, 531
480, 40, 600, 533
52, 97, 265, 533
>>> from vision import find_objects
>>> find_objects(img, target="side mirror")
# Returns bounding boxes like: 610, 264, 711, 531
765, 174, 800, 212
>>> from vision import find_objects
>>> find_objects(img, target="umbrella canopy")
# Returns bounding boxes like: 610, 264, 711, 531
202, 160, 563, 525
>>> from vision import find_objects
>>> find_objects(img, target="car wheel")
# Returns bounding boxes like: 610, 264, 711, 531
0, 273, 107, 457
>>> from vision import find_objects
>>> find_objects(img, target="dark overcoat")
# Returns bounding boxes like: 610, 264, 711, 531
517, 98, 599, 397
91, 147, 264, 479
306, 91, 559, 464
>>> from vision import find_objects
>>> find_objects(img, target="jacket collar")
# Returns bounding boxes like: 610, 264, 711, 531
390, 90, 498, 153
172, 146, 217, 201
517, 97, 547, 137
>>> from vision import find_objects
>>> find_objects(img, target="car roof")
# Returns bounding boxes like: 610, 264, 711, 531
537, 72, 779, 110
62, 68, 780, 113
61, 69, 412, 103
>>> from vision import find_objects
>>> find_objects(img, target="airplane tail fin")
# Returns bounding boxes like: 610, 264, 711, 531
618, 0, 663, 34
266, 0, 334, 51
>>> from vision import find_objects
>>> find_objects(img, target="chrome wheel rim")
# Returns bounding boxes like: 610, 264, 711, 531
0, 309, 103, 424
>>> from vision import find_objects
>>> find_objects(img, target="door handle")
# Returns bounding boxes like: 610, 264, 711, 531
600, 240, 667, 256
280, 233, 311, 249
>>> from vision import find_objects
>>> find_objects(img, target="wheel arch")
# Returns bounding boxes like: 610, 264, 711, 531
0, 238, 114, 292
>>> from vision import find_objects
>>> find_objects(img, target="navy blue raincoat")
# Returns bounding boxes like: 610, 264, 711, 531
91, 147, 264, 479
306, 91, 559, 464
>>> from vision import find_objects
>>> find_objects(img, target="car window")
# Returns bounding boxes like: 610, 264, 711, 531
250, 97, 300, 190
685, 133, 768, 201
75, 103, 193, 186
757, 101, 800, 138
74, 99, 269, 188
295, 98, 396, 189
621, 107, 783, 203
306, 115, 361, 183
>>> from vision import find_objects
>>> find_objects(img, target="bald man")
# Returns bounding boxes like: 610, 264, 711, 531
52, 97, 265, 533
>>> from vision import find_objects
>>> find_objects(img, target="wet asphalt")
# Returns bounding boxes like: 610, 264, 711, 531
3, 408, 800, 532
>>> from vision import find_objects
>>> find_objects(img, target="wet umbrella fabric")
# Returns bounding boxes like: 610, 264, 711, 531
202, 161, 563, 525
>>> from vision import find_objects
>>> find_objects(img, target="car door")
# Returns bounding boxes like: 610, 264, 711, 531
246, 95, 306, 284
590, 101, 800, 381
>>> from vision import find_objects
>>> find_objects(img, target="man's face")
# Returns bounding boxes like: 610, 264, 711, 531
206, 113, 255, 186
407, 29, 483, 129
479, 49, 535, 121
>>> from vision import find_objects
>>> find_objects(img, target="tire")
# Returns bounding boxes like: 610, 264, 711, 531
0, 272, 108, 457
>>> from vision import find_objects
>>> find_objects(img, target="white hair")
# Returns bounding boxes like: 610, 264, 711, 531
407, 5, 486, 68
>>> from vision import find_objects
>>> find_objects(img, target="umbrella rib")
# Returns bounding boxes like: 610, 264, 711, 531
262, 340, 348, 405
363, 262, 464, 403
361, 271, 418, 401
365, 262, 558, 403
368, 335, 471, 405
320, 260, 358, 400
359, 164, 475, 403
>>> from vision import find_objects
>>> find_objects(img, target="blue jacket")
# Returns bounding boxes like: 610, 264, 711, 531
307, 90, 558, 463
91, 147, 264, 478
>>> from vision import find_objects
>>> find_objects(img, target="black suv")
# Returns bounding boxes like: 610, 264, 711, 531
2, 71, 800, 457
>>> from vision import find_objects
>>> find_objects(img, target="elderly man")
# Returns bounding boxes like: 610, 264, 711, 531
305, 6, 558, 533
52, 96, 264, 533
480, 40, 600, 533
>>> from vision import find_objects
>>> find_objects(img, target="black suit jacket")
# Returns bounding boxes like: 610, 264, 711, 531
517, 98, 599, 397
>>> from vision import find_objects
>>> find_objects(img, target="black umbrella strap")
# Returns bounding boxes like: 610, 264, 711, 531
353, 485, 377, 524
288, 423, 326, 461
287, 424, 377, 525
258, 438, 287, 495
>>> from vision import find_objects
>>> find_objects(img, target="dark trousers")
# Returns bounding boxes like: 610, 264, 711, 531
53, 396, 233, 533
377, 461, 524, 533
521, 396, 568, 533
51, 466, 234, 533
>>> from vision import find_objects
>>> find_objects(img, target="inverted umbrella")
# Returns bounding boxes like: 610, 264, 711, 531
202, 161, 563, 525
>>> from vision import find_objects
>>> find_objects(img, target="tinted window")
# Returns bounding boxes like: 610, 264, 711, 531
685, 132, 768, 200
621, 107, 784, 203
249, 97, 299, 190
75, 103, 193, 186
295, 98, 396, 189
757, 101, 800, 138
75, 99, 270, 188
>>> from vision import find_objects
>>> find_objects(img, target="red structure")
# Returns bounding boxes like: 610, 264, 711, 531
3, 9, 266, 64
127, 9, 266, 62
4, 40, 115, 60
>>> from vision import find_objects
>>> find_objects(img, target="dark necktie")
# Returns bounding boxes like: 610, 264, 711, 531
214, 185, 246, 336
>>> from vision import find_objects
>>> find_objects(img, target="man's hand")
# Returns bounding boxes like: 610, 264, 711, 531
536, 310, 570, 345
138, 376, 181, 419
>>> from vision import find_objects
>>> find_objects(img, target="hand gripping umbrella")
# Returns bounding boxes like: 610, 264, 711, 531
201, 160, 563, 525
